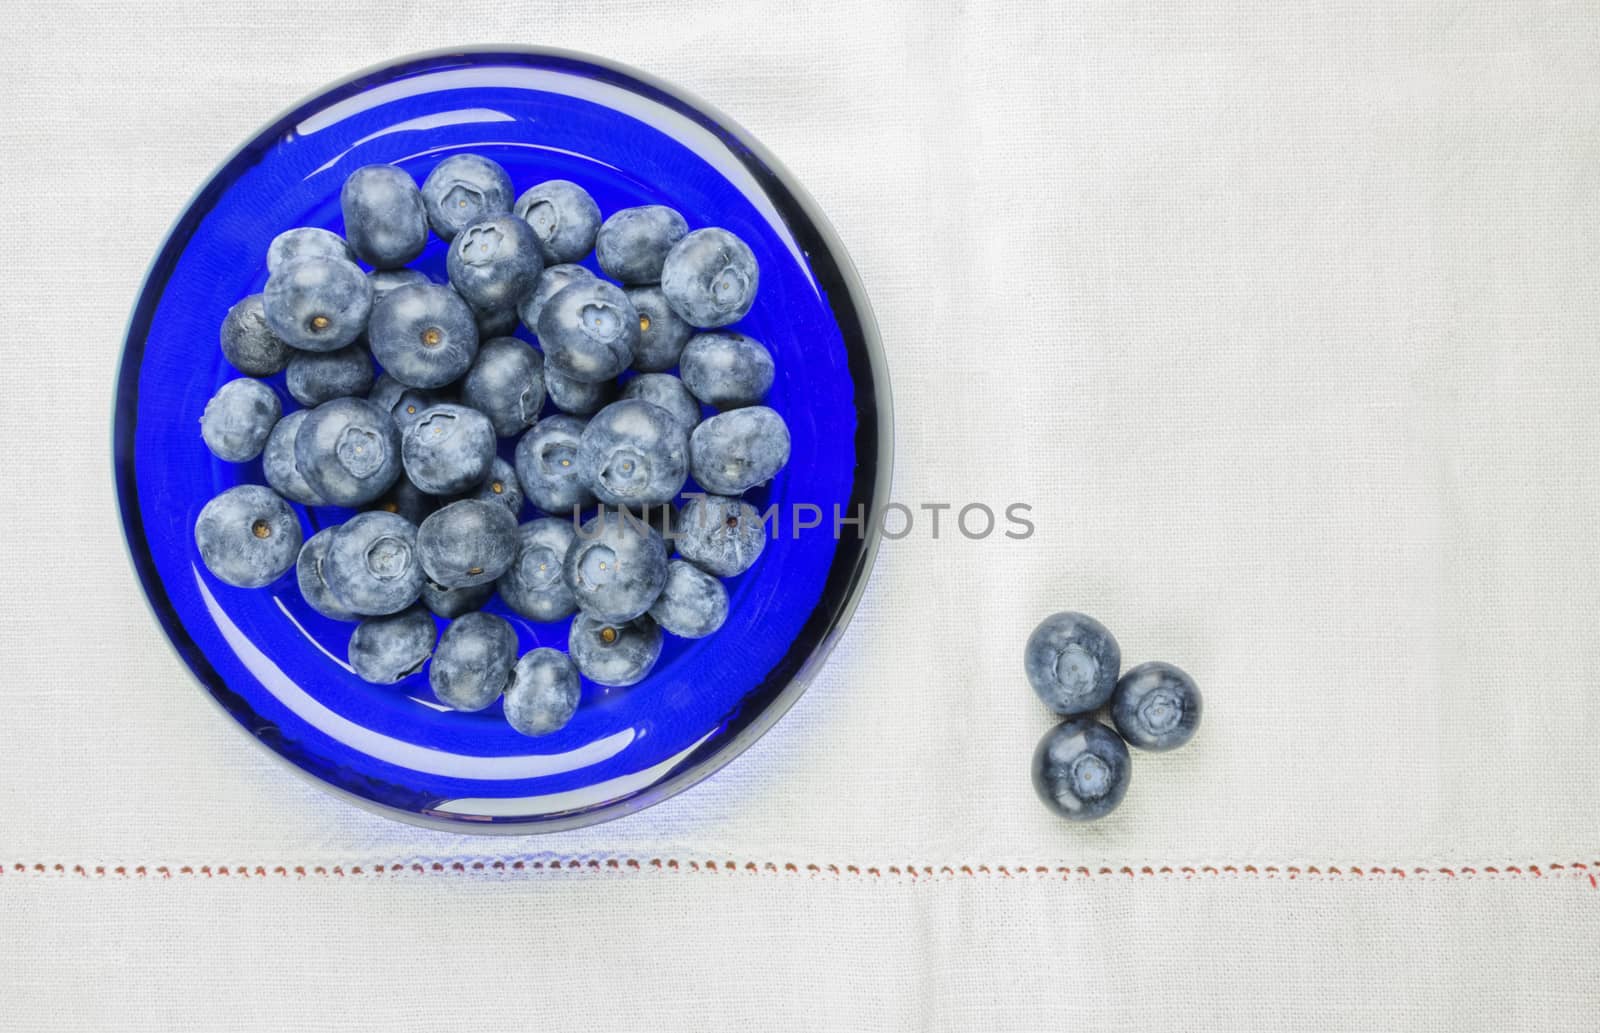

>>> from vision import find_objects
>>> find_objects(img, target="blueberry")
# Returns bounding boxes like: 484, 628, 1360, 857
564, 509, 669, 623
341, 165, 428, 269
200, 378, 281, 462
648, 560, 728, 639
263, 255, 373, 352
537, 279, 639, 383
368, 282, 479, 389
417, 499, 518, 588
474, 305, 519, 339
369, 268, 431, 303
262, 409, 326, 506
421, 154, 514, 241
367, 372, 407, 414
625, 285, 695, 372
389, 387, 449, 436
473, 457, 524, 516
219, 294, 291, 376
295, 527, 356, 620
595, 205, 688, 284
661, 228, 758, 328
514, 179, 601, 264
460, 336, 544, 438
401, 403, 496, 495
514, 415, 595, 513
430, 611, 517, 711
1024, 612, 1121, 716
568, 613, 662, 687
1031, 718, 1131, 822
676, 494, 765, 576
266, 227, 351, 274
621, 373, 701, 432
497, 517, 578, 621
323, 510, 425, 616
370, 475, 437, 525
688, 406, 791, 494
1111, 662, 1202, 752
504, 648, 581, 736
420, 579, 496, 619
447, 213, 543, 312
286, 343, 373, 407
577, 399, 689, 508
348, 606, 436, 684
679, 332, 775, 409
517, 263, 595, 331
294, 397, 402, 506
194, 484, 303, 588
543, 368, 617, 416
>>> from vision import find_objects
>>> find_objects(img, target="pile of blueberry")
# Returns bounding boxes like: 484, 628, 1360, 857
193, 154, 791, 738
1025, 612, 1202, 821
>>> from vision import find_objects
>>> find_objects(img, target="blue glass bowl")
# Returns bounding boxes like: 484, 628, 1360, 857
113, 48, 891, 833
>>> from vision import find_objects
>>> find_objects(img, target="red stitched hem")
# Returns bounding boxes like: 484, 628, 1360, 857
2, 859, 1596, 886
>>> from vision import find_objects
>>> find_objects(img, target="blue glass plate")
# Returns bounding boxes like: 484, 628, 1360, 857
113, 48, 891, 832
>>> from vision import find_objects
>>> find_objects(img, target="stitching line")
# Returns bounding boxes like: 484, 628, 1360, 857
3, 860, 1596, 887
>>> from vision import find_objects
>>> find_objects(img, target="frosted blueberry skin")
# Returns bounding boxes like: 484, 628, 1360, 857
472, 457, 524, 516
420, 579, 495, 619
505, 648, 582, 736
676, 494, 766, 577
474, 304, 519, 339
368, 282, 480, 389
286, 343, 373, 407
595, 205, 688, 284
200, 378, 281, 462
625, 286, 695, 373
447, 213, 544, 312
401, 403, 496, 495
497, 517, 579, 622
294, 397, 402, 507
194, 484, 303, 588
543, 368, 617, 416
1032, 718, 1131, 822
322, 510, 425, 616
219, 294, 292, 376
660, 227, 759, 328
416, 498, 518, 589
368, 267, 431, 304
370, 475, 437, 525
679, 332, 775, 409
577, 399, 689, 508
266, 227, 351, 274
340, 164, 428, 270
514, 415, 596, 514
262, 409, 325, 506
688, 406, 791, 495
460, 336, 545, 438
263, 256, 372, 352
537, 278, 640, 383
295, 527, 355, 620
568, 613, 663, 688
420, 154, 514, 241
648, 560, 729, 639
366, 372, 409, 415
621, 373, 701, 432
1024, 611, 1121, 716
430, 611, 517, 712
564, 509, 670, 623
514, 179, 601, 264
389, 387, 450, 436
516, 262, 595, 331
348, 606, 436, 684
1111, 662, 1202, 752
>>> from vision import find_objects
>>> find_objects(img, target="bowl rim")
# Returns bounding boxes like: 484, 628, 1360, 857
110, 45, 894, 835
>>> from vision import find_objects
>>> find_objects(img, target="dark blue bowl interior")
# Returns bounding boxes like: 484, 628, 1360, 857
114, 50, 886, 831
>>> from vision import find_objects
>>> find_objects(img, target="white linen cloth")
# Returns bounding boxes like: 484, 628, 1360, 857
2, 2, 1598, 1029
